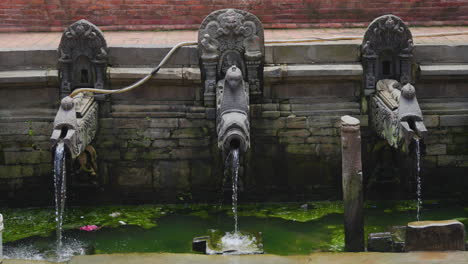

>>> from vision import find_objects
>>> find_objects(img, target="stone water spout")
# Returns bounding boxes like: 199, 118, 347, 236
217, 66, 250, 153
51, 19, 107, 154
50, 95, 98, 160
198, 8, 264, 153
362, 15, 427, 150
51, 19, 107, 174
371, 79, 427, 149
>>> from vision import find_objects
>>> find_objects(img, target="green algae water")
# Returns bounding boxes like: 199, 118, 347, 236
3, 201, 468, 260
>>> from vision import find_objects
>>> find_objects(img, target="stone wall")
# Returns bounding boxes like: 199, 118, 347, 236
2, 0, 468, 32
0, 43, 467, 205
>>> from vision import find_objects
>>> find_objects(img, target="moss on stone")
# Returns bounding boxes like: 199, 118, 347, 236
1, 205, 168, 243
236, 201, 343, 222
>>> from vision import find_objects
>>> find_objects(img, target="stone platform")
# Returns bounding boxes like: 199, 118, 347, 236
1, 26, 468, 49
5, 252, 468, 264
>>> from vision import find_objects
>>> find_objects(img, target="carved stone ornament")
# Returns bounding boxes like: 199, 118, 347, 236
58, 19, 108, 98
198, 9, 264, 106
361, 15, 413, 95
216, 66, 250, 153
370, 80, 427, 150
51, 94, 98, 160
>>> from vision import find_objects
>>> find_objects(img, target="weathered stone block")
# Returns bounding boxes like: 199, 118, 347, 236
306, 136, 340, 144
4, 151, 51, 165
150, 118, 179, 128
152, 140, 178, 148
251, 118, 285, 129
279, 137, 305, 144
142, 128, 171, 139
424, 115, 440, 128
0, 165, 34, 178
171, 128, 207, 138
279, 103, 291, 111
447, 144, 468, 155
114, 118, 149, 129
141, 149, 170, 160
99, 118, 114, 128
99, 149, 120, 161
262, 111, 281, 119
122, 148, 140, 161
278, 129, 310, 138
153, 160, 190, 190
170, 148, 210, 159
127, 139, 152, 148
406, 220, 466, 251
310, 127, 337, 136
179, 119, 215, 128
426, 144, 447, 155
186, 113, 206, 119
262, 103, 279, 111
438, 155, 468, 167
115, 166, 152, 186
367, 232, 393, 252
191, 161, 213, 188
440, 115, 468, 127
286, 117, 307, 128
252, 129, 278, 137
205, 108, 216, 120
179, 138, 211, 147
285, 144, 316, 155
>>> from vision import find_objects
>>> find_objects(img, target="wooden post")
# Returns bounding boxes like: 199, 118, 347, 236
341, 115, 364, 252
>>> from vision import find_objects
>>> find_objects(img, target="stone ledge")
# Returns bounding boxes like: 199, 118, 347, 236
0, 69, 58, 85
419, 64, 468, 77
264, 64, 362, 81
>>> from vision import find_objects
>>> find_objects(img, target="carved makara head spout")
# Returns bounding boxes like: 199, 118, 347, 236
371, 80, 427, 150
217, 65, 250, 153
226, 65, 243, 89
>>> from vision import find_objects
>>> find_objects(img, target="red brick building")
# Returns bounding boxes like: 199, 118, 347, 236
1, 0, 468, 32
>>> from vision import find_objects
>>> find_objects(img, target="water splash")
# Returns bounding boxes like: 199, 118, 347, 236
4, 238, 86, 262
415, 138, 422, 221
231, 148, 240, 233
217, 232, 261, 255
53, 141, 67, 257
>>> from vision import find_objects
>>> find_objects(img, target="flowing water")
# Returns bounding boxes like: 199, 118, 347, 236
214, 148, 260, 254
415, 139, 422, 221
53, 142, 67, 259
231, 148, 240, 233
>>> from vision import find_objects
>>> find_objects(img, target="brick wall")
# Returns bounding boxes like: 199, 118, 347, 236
2, 0, 468, 32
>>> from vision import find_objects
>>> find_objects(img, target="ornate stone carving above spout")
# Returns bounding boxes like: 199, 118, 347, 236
198, 9, 264, 106
217, 66, 250, 153
361, 15, 413, 96
58, 19, 108, 98
363, 15, 426, 150
370, 80, 427, 150
50, 94, 98, 160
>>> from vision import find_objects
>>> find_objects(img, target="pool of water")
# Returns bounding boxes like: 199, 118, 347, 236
3, 201, 468, 261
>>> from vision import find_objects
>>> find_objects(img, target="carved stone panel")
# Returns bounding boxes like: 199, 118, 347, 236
58, 19, 108, 98
51, 95, 98, 160
198, 9, 264, 106
361, 15, 413, 95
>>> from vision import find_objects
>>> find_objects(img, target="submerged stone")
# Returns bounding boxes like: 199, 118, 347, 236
367, 232, 393, 252
367, 226, 406, 252
406, 220, 466, 251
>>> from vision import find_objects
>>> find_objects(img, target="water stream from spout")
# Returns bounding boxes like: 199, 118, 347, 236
415, 138, 422, 221
231, 148, 240, 234
53, 142, 67, 258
